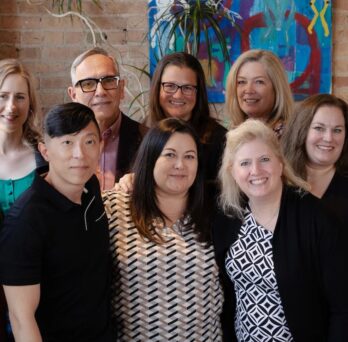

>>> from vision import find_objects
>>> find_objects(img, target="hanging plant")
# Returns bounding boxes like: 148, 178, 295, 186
149, 0, 242, 77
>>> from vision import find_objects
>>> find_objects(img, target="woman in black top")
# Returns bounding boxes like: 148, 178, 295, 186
282, 93, 348, 223
214, 119, 348, 341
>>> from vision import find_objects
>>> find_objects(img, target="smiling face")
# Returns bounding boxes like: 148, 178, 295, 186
39, 121, 101, 195
305, 105, 346, 169
0, 73, 30, 135
159, 65, 197, 121
153, 132, 198, 197
68, 54, 124, 129
231, 138, 283, 203
236, 61, 276, 121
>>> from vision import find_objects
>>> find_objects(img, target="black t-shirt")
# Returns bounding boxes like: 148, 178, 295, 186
0, 173, 114, 341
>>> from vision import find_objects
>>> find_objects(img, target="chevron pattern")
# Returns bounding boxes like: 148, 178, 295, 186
103, 190, 223, 342
225, 210, 293, 342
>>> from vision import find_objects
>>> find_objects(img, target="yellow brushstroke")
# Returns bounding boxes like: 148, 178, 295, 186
320, 0, 330, 37
308, 0, 319, 35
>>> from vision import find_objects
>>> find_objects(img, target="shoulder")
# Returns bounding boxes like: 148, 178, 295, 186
212, 209, 241, 255
120, 113, 148, 136
102, 189, 131, 217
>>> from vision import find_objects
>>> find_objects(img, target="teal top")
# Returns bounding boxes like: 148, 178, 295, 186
0, 170, 35, 215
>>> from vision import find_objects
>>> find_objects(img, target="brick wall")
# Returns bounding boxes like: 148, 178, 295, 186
0, 0, 347, 120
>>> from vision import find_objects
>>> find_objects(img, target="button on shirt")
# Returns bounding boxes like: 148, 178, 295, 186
97, 115, 122, 190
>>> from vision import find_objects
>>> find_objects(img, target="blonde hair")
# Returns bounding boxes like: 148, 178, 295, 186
225, 49, 294, 130
0, 58, 41, 145
219, 119, 309, 218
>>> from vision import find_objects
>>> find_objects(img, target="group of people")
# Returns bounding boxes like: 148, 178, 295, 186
0, 45, 346, 342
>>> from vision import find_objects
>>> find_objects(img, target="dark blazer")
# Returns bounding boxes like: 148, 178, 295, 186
117, 113, 148, 181
322, 171, 348, 225
213, 187, 348, 342
202, 122, 227, 182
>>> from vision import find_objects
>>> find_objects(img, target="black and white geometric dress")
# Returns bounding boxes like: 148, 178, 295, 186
225, 209, 294, 342
103, 190, 223, 342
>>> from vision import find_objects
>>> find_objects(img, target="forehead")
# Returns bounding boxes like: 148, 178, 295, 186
161, 65, 197, 83
234, 138, 274, 158
163, 132, 197, 150
312, 105, 345, 125
1, 73, 29, 93
238, 61, 269, 78
75, 54, 117, 80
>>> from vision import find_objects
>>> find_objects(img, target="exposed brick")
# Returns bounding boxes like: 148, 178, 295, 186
0, 1, 346, 111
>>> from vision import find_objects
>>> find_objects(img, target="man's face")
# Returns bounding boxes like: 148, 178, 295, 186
39, 121, 102, 193
68, 54, 124, 129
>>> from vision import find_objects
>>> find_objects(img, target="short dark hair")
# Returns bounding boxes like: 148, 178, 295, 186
149, 52, 219, 144
131, 117, 209, 244
43, 102, 100, 139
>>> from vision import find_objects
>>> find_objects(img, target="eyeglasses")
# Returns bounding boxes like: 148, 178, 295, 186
75, 76, 120, 93
161, 82, 197, 96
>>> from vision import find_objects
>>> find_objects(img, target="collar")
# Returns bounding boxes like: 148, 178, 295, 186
101, 114, 122, 141
32, 170, 95, 212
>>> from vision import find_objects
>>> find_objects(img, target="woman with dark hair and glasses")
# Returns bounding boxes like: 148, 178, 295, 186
120, 52, 226, 189
150, 52, 227, 181
103, 118, 223, 341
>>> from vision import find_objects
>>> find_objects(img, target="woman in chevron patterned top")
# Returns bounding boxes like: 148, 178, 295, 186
213, 119, 348, 342
103, 118, 223, 341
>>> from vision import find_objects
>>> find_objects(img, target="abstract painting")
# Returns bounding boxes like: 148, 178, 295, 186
148, 0, 332, 102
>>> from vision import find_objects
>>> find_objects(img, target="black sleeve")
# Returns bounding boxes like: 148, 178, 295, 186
212, 211, 239, 342
317, 205, 348, 341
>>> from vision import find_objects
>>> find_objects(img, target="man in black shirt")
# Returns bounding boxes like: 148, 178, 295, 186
0, 103, 114, 341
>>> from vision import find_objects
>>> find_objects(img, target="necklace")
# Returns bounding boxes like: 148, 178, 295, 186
248, 203, 280, 232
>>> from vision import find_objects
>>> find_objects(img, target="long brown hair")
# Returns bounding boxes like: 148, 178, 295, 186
131, 118, 208, 244
149, 52, 220, 144
282, 93, 348, 178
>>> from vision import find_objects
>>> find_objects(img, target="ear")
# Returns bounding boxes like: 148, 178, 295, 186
68, 86, 77, 102
38, 141, 50, 162
118, 79, 125, 100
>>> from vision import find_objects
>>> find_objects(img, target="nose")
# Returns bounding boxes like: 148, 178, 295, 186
323, 129, 333, 142
174, 157, 184, 169
250, 161, 260, 174
72, 143, 84, 159
244, 81, 255, 93
94, 81, 107, 96
6, 96, 16, 112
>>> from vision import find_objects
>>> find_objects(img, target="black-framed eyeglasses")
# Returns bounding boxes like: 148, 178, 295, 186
75, 76, 120, 93
161, 82, 197, 96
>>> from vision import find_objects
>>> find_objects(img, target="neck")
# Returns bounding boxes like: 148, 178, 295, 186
0, 129, 26, 154
44, 173, 84, 204
306, 164, 335, 198
97, 111, 120, 134
156, 191, 188, 227
248, 186, 283, 232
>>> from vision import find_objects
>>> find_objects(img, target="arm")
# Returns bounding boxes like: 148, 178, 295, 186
4, 284, 42, 342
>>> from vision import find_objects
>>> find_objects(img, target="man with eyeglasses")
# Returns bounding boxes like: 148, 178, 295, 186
68, 47, 147, 190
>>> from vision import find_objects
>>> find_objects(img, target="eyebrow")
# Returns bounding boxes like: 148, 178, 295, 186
163, 147, 197, 153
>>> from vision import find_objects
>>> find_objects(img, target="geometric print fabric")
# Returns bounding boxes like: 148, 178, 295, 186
225, 209, 294, 342
103, 190, 223, 342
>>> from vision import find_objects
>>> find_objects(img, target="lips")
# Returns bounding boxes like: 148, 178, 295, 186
316, 145, 334, 151
169, 100, 186, 106
1, 114, 19, 122
249, 177, 267, 185
243, 98, 259, 104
